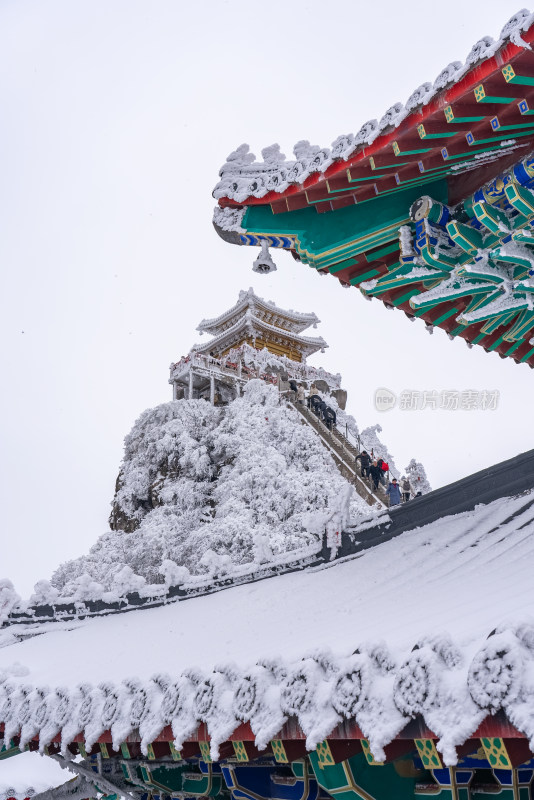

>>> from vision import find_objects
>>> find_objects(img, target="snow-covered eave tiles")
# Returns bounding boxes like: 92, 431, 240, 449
192, 312, 327, 355
213, 10, 534, 207
1, 491, 534, 762
197, 289, 319, 335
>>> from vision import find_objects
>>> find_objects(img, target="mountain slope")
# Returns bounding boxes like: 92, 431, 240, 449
51, 380, 368, 594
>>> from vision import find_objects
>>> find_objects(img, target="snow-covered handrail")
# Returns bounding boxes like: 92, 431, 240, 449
285, 397, 385, 508
170, 344, 342, 389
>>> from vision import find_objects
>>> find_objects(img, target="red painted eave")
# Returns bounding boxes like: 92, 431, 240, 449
217, 23, 534, 210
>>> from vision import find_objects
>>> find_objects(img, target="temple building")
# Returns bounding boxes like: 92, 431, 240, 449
3, 10, 534, 800
169, 288, 342, 403
212, 10, 534, 367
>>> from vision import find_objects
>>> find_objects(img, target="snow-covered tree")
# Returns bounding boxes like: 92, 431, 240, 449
159, 560, 190, 587
29, 579, 59, 606
0, 579, 21, 624
50, 380, 369, 594
360, 424, 399, 478
405, 458, 432, 495
111, 566, 147, 597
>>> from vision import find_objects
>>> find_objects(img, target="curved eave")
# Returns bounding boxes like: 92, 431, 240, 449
193, 313, 327, 358
198, 294, 319, 337
215, 26, 534, 212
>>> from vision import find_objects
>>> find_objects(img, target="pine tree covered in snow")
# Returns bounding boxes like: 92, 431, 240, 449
360, 425, 399, 478
51, 381, 369, 594
405, 458, 432, 495
0, 579, 20, 625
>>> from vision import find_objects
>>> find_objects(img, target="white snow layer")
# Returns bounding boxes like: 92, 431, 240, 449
49, 380, 369, 595
1, 490, 534, 762
0, 750, 70, 800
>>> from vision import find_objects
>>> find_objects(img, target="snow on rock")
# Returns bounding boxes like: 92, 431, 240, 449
50, 380, 367, 594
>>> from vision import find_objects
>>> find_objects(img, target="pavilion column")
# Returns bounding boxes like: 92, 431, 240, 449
210, 374, 215, 405
188, 370, 194, 400
172, 381, 178, 401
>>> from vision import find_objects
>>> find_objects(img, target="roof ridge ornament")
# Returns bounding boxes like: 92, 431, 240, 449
500, 8, 534, 49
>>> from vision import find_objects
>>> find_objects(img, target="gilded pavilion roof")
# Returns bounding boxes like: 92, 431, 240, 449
193, 305, 327, 360
197, 288, 320, 336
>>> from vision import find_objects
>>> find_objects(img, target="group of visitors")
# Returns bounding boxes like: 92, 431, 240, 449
290, 381, 337, 430
286, 381, 421, 509
355, 450, 420, 506
356, 451, 389, 490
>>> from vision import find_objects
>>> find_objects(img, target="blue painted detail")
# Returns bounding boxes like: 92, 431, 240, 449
432, 767, 473, 788
519, 100, 529, 114
239, 233, 293, 250
418, 161, 424, 173
457, 753, 491, 769
491, 117, 500, 131
466, 132, 475, 144
494, 770, 514, 786
513, 156, 534, 187
435, 205, 450, 226
441, 148, 449, 159
456, 771, 475, 786
221, 763, 319, 800
221, 764, 274, 800
200, 760, 223, 775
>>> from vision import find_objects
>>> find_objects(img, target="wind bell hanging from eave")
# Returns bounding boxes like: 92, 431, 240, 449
252, 240, 277, 274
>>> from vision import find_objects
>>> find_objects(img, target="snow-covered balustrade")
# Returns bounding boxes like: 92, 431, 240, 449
169, 289, 340, 402
170, 344, 342, 395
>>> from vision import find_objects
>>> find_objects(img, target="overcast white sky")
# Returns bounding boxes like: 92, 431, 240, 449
0, 0, 532, 596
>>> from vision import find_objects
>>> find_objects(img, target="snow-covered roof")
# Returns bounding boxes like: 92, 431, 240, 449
197, 288, 320, 336
1, 489, 534, 762
193, 306, 326, 359
213, 10, 534, 205
0, 751, 71, 800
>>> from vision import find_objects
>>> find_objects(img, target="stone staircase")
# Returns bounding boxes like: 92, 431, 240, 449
289, 400, 387, 508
